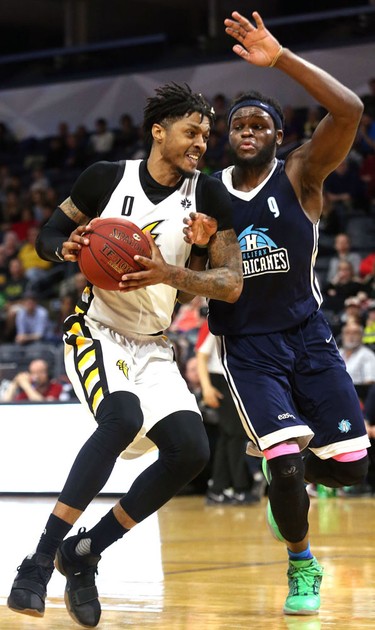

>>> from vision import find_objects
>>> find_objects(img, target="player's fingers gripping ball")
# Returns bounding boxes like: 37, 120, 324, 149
78, 217, 151, 290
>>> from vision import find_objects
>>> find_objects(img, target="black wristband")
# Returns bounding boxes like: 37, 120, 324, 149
35, 207, 78, 263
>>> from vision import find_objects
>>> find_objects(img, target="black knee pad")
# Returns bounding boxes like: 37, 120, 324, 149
267, 453, 309, 543
148, 411, 210, 480
94, 391, 144, 457
327, 455, 369, 487
304, 452, 369, 487
267, 452, 305, 488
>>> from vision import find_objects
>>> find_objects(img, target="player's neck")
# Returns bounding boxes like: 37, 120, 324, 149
232, 160, 275, 192
146, 155, 183, 188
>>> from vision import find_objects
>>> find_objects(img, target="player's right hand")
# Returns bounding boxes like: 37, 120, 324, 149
61, 225, 91, 262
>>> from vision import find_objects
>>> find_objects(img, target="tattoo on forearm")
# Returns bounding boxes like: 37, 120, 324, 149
60, 197, 88, 224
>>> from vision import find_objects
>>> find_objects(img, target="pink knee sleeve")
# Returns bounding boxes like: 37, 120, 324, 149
332, 449, 367, 462
263, 443, 300, 461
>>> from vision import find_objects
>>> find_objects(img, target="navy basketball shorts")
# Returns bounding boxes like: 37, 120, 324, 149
218, 310, 370, 459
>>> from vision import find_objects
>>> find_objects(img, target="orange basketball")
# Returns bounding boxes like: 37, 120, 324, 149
78, 217, 151, 290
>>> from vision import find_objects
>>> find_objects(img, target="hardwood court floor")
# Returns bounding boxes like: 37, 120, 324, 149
1, 493, 375, 629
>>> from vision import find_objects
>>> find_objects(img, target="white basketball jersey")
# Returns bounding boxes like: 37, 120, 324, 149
81, 160, 200, 335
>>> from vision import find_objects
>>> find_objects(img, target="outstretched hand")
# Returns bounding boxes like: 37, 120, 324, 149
183, 212, 218, 246
224, 11, 282, 67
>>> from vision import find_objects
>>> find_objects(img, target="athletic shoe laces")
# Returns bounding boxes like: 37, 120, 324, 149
17, 556, 53, 584
288, 562, 322, 596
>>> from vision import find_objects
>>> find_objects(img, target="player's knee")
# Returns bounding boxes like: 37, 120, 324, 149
150, 411, 210, 478
94, 391, 143, 455
329, 455, 369, 486
268, 453, 305, 490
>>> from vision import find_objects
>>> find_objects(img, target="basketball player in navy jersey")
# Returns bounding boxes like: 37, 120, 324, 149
7, 84, 243, 627
209, 11, 370, 615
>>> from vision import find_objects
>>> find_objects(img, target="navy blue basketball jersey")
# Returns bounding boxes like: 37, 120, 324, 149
209, 160, 322, 335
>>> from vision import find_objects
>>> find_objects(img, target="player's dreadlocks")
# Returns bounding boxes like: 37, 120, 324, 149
143, 82, 215, 151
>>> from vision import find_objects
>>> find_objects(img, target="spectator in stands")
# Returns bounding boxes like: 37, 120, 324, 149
181, 354, 217, 495
44, 136, 67, 171
323, 260, 363, 314
354, 111, 375, 157
17, 225, 54, 290
0, 258, 28, 341
363, 302, 375, 350
56, 121, 70, 147
359, 152, 375, 205
11, 206, 39, 242
326, 233, 362, 284
363, 271, 375, 304
2, 257, 28, 302
114, 113, 139, 158
0, 243, 8, 288
168, 295, 206, 359
212, 93, 229, 118
64, 133, 89, 171
2, 230, 20, 264
339, 321, 375, 404
302, 107, 322, 142
1, 358, 62, 402
324, 157, 367, 215
277, 104, 302, 156
196, 320, 262, 505
14, 291, 53, 345
28, 166, 50, 194
0, 189, 23, 231
319, 191, 346, 242
338, 296, 365, 330
89, 117, 115, 158
361, 77, 375, 118
359, 251, 375, 282
57, 271, 87, 327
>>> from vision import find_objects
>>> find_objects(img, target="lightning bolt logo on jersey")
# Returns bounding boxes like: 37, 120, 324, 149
239, 224, 290, 278
209, 159, 323, 335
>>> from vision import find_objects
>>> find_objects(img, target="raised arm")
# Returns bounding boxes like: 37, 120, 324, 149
225, 10, 364, 220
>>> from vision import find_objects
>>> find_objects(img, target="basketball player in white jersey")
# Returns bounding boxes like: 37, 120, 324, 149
7, 83, 243, 627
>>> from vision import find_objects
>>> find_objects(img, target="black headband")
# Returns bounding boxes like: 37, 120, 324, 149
227, 99, 283, 130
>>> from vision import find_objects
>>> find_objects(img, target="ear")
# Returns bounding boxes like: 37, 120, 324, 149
152, 123, 165, 144
276, 129, 284, 146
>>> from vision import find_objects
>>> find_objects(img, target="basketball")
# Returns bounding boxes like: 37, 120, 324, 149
78, 217, 151, 290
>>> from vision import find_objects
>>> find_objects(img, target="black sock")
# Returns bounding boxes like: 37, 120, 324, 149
36, 513, 73, 559
82, 509, 129, 555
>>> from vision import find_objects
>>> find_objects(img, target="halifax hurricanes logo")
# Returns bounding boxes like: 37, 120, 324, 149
238, 225, 290, 279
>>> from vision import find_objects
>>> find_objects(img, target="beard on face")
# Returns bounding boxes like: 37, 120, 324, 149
176, 166, 195, 179
232, 139, 276, 169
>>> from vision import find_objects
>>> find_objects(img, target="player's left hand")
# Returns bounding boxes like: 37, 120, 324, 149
224, 11, 281, 67
183, 212, 218, 246
118, 232, 171, 291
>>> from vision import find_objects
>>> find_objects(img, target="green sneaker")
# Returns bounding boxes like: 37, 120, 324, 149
262, 457, 285, 542
284, 557, 323, 615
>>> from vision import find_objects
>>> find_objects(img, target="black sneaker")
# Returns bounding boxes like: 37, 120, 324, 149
7, 552, 54, 617
205, 491, 234, 505
55, 528, 101, 628
232, 491, 260, 505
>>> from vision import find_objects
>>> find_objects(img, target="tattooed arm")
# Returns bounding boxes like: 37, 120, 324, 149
119, 228, 243, 304
36, 162, 118, 263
